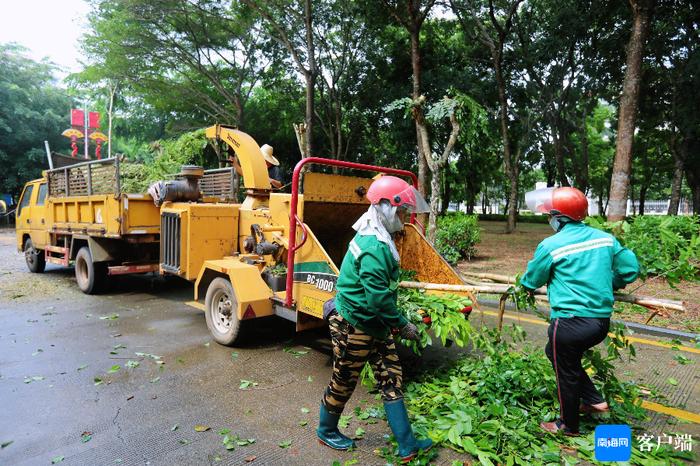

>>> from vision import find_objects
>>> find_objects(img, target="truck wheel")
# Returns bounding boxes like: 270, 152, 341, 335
75, 246, 106, 294
205, 277, 241, 346
24, 238, 46, 273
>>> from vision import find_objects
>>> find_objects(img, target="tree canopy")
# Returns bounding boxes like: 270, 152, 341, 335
2, 0, 697, 225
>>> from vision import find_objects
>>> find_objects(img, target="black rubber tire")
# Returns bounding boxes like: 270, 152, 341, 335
74, 246, 106, 294
24, 238, 46, 273
204, 277, 241, 346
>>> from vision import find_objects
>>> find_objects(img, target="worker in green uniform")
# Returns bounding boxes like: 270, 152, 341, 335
521, 187, 640, 435
317, 175, 433, 463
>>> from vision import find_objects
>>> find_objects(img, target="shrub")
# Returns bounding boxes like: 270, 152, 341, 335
586, 215, 700, 286
435, 213, 480, 263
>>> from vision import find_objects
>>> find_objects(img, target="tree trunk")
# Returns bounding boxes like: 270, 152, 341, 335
107, 82, 117, 159
607, 0, 652, 221
576, 106, 590, 191
494, 53, 517, 233
441, 169, 451, 215
410, 28, 429, 200
551, 114, 570, 187
668, 153, 683, 215
303, 0, 316, 157
639, 185, 647, 215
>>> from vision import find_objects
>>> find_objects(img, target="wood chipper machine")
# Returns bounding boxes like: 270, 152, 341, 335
156, 124, 476, 345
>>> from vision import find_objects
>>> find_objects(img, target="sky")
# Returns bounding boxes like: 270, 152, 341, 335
0, 0, 90, 77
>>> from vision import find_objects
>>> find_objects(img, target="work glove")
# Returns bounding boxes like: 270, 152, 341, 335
399, 322, 420, 341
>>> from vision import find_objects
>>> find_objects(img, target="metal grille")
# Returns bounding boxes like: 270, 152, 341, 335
160, 212, 181, 273
47, 158, 118, 197
200, 167, 236, 200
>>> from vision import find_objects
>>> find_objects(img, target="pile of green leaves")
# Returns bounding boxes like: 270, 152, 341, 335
434, 213, 481, 263
586, 215, 700, 286
119, 129, 212, 193
402, 326, 694, 465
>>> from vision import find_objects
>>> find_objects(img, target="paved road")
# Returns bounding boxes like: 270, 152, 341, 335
0, 228, 697, 465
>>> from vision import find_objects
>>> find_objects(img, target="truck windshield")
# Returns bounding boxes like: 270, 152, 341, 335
17, 185, 33, 217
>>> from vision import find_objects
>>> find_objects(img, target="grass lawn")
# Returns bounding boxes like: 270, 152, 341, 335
456, 220, 700, 333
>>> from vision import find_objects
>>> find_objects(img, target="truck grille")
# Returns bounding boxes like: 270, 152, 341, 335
161, 212, 181, 273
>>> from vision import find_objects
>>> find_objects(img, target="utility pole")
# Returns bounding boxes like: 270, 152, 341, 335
84, 100, 89, 159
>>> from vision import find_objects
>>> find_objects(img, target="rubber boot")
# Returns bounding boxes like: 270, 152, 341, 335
317, 404, 355, 450
384, 399, 433, 462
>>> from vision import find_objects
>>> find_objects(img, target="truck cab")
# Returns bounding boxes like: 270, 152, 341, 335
16, 178, 49, 272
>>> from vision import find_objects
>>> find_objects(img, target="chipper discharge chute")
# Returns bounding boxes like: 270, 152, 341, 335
160, 124, 473, 346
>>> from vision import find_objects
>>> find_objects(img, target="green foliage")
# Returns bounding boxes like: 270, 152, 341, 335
586, 215, 700, 285
478, 213, 550, 224
119, 129, 211, 193
434, 213, 480, 263
397, 289, 473, 353
0, 44, 71, 197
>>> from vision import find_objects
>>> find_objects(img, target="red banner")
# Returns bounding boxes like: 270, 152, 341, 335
89, 111, 100, 129
71, 109, 85, 127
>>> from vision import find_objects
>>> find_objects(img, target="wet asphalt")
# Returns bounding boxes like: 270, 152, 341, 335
0, 228, 698, 466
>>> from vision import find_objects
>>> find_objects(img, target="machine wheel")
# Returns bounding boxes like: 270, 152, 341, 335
75, 246, 106, 294
24, 238, 46, 273
205, 277, 241, 346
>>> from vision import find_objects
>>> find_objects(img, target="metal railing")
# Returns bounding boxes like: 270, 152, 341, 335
47, 157, 120, 198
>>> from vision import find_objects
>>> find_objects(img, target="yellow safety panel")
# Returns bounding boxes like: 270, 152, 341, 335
302, 172, 373, 204
123, 194, 161, 230
196, 259, 273, 319
397, 223, 463, 285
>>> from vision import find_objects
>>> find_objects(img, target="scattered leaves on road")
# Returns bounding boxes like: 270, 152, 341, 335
1, 440, 13, 449
135, 352, 161, 360
239, 380, 258, 390
307, 376, 313, 382
94, 377, 103, 386
219, 428, 231, 435
51, 456, 64, 464
300, 407, 310, 414
108, 365, 121, 374
171, 424, 179, 431
203, 342, 210, 347
125, 360, 139, 369
31, 349, 43, 356
194, 425, 210, 432
81, 431, 92, 443
338, 415, 352, 428
244, 455, 257, 462
278, 440, 292, 448
667, 377, 679, 386
231, 352, 238, 360
113, 344, 126, 350
176, 357, 185, 364
283, 346, 309, 357
100, 313, 119, 320
179, 439, 189, 445
23, 376, 45, 384
354, 427, 365, 439
150, 377, 160, 384
299, 420, 308, 427
673, 354, 694, 365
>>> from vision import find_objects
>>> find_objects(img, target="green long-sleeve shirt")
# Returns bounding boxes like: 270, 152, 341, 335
521, 222, 640, 319
334, 234, 408, 338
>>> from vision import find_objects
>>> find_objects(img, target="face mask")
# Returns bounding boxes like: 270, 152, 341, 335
377, 202, 404, 233
549, 216, 561, 232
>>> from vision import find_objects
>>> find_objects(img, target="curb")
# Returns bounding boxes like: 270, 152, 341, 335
478, 298, 699, 342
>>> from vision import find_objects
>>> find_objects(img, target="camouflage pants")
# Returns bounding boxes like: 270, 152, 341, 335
322, 312, 403, 415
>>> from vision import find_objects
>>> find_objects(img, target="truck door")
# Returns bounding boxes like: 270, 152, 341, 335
15, 183, 34, 249
30, 182, 49, 248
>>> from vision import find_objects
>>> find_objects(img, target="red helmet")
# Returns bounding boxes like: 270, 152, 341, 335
366, 175, 430, 213
525, 187, 588, 221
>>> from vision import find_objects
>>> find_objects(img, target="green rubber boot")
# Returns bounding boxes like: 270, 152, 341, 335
317, 404, 355, 450
384, 399, 433, 463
